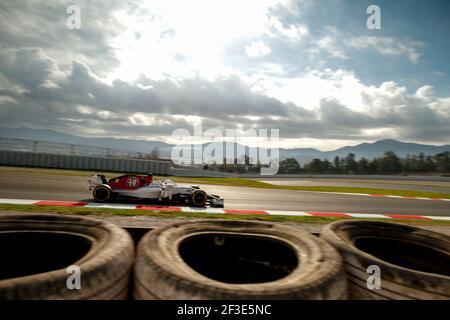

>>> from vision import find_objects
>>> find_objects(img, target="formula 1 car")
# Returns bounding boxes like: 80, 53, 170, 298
88, 173, 224, 207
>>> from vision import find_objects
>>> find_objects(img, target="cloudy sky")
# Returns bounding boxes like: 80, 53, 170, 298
0, 0, 449, 150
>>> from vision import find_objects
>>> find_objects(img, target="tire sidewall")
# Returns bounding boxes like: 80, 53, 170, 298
135, 220, 347, 299
321, 220, 450, 299
0, 214, 134, 300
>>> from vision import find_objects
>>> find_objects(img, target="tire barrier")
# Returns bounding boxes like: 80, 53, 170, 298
1, 213, 448, 300
321, 220, 450, 300
0, 214, 134, 299
134, 220, 347, 300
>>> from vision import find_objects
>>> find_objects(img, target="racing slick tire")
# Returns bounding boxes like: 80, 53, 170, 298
320, 220, 450, 300
0, 214, 134, 299
134, 220, 347, 300
191, 189, 208, 207
93, 185, 113, 202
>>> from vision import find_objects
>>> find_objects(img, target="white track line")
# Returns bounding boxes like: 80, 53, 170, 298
267, 210, 310, 216
346, 213, 392, 219
83, 203, 137, 209
0, 198, 38, 205
182, 207, 226, 214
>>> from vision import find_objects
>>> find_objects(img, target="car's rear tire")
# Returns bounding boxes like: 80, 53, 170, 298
134, 220, 347, 299
93, 185, 112, 202
0, 213, 134, 299
191, 190, 208, 207
320, 220, 450, 300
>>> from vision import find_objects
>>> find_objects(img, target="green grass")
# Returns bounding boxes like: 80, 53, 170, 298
2, 166, 450, 199
0, 203, 449, 226
342, 179, 450, 188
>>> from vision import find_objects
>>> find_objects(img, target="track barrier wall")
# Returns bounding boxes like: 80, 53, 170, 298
0, 150, 171, 175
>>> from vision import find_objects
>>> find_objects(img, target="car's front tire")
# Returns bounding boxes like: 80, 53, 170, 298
191, 190, 208, 207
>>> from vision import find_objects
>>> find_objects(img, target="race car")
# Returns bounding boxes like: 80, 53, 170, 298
88, 173, 224, 207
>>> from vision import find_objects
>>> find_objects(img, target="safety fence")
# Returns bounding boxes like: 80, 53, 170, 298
0, 150, 171, 174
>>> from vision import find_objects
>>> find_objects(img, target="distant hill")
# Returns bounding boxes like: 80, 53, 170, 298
279, 139, 450, 164
1, 127, 449, 163
327, 139, 450, 159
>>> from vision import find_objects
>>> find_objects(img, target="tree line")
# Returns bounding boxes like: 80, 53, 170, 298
280, 151, 450, 175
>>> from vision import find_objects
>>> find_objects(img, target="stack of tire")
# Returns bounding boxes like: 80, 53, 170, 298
0, 215, 348, 300
321, 220, 450, 300
1, 214, 449, 300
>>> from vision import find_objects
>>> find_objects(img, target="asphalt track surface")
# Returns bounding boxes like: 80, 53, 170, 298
0, 170, 450, 216
259, 179, 450, 193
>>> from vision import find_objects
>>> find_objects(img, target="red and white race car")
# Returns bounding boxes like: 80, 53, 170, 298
88, 173, 224, 207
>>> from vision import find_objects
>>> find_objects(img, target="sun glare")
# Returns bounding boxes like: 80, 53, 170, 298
109, 0, 285, 81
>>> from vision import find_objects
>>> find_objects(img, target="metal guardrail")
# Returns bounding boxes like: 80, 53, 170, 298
0, 150, 171, 175
0, 137, 150, 159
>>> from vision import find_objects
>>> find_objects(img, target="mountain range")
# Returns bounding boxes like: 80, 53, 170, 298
1, 127, 449, 164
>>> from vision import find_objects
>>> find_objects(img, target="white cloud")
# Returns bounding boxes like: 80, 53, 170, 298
267, 17, 309, 40
415, 85, 434, 100
259, 69, 365, 111
315, 35, 347, 59
308, 27, 425, 64
110, 0, 288, 81
245, 41, 272, 57
348, 36, 424, 63
0, 96, 18, 104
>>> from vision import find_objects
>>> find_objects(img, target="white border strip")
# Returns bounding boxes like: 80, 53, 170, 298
0, 198, 38, 205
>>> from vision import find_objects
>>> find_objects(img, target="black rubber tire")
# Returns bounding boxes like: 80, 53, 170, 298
0, 214, 134, 299
191, 190, 208, 207
320, 220, 450, 300
93, 185, 112, 202
134, 220, 347, 300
